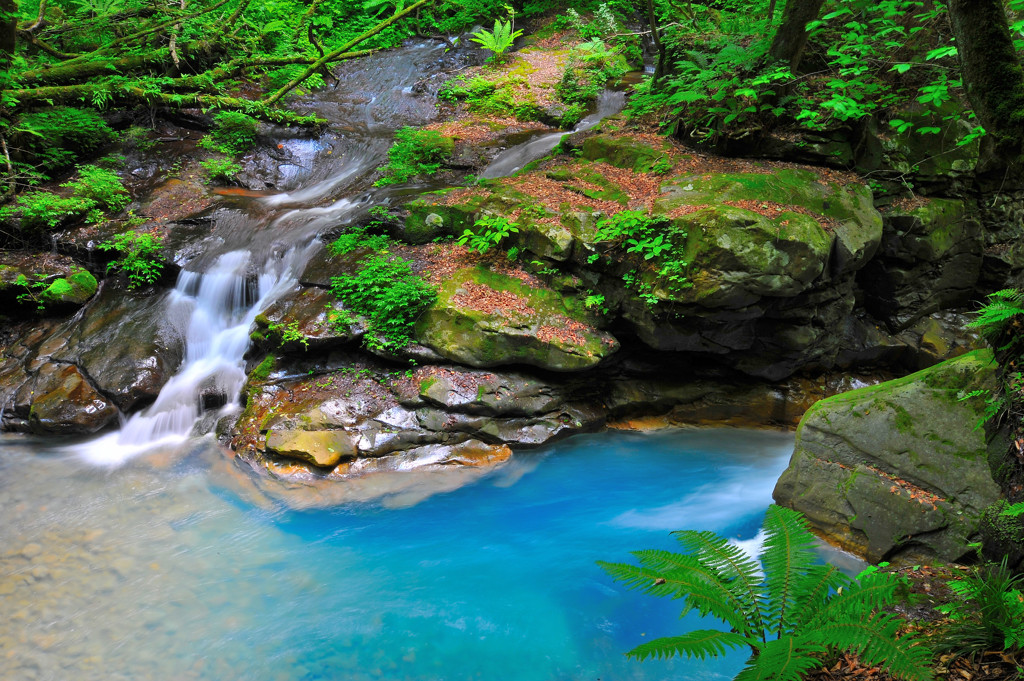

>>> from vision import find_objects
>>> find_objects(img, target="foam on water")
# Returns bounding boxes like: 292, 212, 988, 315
75, 246, 312, 466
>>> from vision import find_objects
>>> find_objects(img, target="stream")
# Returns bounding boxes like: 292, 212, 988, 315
1, 42, 831, 681
1, 428, 798, 681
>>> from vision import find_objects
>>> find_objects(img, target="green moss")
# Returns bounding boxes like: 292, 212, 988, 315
418, 376, 438, 393
250, 355, 276, 383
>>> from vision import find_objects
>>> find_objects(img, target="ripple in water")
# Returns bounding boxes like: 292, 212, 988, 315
1, 428, 798, 681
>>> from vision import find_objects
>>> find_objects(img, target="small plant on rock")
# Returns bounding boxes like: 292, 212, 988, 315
599, 504, 934, 681
458, 214, 519, 254
98, 231, 165, 289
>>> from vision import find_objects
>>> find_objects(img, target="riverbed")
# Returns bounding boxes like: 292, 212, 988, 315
1, 428, 795, 681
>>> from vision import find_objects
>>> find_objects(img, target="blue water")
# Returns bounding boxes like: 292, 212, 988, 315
0, 428, 796, 681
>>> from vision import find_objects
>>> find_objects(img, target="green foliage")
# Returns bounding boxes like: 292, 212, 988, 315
599, 505, 934, 681
438, 74, 543, 122
200, 112, 260, 156
557, 39, 628, 106
632, 0, 976, 147
330, 252, 436, 351
457, 214, 519, 253
968, 289, 1024, 341
1, 192, 96, 230
98, 231, 166, 289
592, 210, 690, 305
268, 320, 310, 350
12, 107, 115, 173
469, 19, 523, 63
62, 164, 130, 213
375, 127, 454, 186
328, 222, 391, 255
936, 559, 1024, 660
0, 162, 128, 230
201, 156, 242, 183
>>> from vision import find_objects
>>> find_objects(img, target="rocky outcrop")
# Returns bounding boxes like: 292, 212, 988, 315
0, 282, 182, 432
859, 198, 982, 329
773, 349, 1002, 563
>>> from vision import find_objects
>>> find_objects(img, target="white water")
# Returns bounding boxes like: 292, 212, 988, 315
480, 90, 626, 179
76, 246, 312, 466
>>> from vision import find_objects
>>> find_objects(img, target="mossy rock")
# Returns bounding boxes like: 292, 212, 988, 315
774, 349, 1002, 563
414, 266, 618, 371
580, 133, 674, 173
41, 270, 98, 306
859, 198, 982, 327
656, 169, 882, 276
881, 103, 979, 180
664, 205, 832, 308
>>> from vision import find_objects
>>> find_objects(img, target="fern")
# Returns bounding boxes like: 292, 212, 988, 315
968, 289, 1024, 339
469, 19, 523, 63
599, 505, 934, 681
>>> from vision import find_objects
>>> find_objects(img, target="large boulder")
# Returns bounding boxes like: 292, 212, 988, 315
773, 349, 1002, 563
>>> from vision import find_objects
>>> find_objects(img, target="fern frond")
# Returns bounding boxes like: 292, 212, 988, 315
598, 556, 753, 633
673, 530, 767, 637
804, 569, 900, 627
791, 564, 850, 627
968, 288, 1024, 337
809, 617, 934, 681
734, 636, 827, 681
760, 505, 822, 637
626, 630, 752, 661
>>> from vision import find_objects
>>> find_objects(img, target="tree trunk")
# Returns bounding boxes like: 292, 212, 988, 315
948, 0, 1024, 178
768, 0, 824, 71
1, 0, 16, 68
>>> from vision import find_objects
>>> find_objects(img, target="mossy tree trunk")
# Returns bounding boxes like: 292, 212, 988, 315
948, 0, 1024, 183
768, 0, 824, 71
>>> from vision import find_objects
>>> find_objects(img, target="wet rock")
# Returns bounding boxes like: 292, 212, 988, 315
20, 363, 119, 435
51, 283, 183, 412
414, 266, 619, 371
579, 133, 676, 173
774, 349, 1002, 564
859, 198, 982, 329
249, 284, 362, 354
265, 429, 359, 468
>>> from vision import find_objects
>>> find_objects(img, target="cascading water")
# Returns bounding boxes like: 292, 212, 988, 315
69, 45, 633, 468
76, 246, 312, 466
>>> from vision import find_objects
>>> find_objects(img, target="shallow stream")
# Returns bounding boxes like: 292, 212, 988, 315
1, 428, 798, 681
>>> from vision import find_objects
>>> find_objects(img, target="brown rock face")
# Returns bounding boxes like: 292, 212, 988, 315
25, 364, 118, 434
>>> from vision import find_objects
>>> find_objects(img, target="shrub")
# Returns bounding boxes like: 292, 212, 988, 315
201, 156, 242, 183
13, 107, 115, 172
200, 111, 260, 156
458, 214, 519, 253
374, 127, 454, 186
599, 505, 934, 681
98, 231, 165, 289
330, 253, 436, 351
0, 191, 96, 230
62, 164, 130, 212
936, 558, 1024, 661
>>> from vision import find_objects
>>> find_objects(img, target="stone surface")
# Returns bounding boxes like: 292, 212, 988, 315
414, 266, 619, 371
21, 363, 119, 434
773, 349, 1002, 563
859, 198, 982, 329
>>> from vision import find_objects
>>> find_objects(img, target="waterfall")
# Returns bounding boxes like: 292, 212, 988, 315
76, 247, 310, 466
